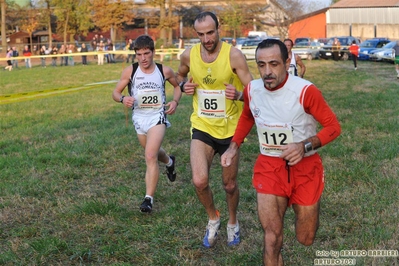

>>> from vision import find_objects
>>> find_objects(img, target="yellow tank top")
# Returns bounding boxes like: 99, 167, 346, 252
190, 42, 244, 139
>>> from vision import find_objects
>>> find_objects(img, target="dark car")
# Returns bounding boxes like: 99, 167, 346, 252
294, 37, 312, 45
358, 38, 391, 60
319, 36, 361, 60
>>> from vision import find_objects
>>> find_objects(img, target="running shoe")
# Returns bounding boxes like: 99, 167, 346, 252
140, 197, 152, 213
166, 155, 176, 182
227, 221, 240, 246
203, 215, 221, 248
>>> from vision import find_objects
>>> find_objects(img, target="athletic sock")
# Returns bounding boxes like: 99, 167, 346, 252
145, 195, 154, 204
166, 156, 173, 167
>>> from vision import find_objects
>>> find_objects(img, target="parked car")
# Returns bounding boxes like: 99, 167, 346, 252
358, 38, 391, 60
368, 40, 398, 62
237, 38, 263, 60
292, 41, 322, 60
294, 37, 312, 45
319, 36, 361, 60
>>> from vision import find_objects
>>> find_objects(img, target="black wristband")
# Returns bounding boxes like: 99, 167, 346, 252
179, 81, 186, 92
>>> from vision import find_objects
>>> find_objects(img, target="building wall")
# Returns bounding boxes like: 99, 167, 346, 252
327, 8, 399, 24
327, 24, 399, 40
288, 12, 327, 41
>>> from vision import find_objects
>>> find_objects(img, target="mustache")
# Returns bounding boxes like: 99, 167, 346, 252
263, 74, 275, 80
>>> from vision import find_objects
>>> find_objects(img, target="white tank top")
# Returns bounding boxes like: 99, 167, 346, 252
247, 75, 317, 157
288, 51, 298, 76
130, 64, 166, 117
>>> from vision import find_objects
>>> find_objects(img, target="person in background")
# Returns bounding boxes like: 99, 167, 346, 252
332, 37, 341, 61
97, 40, 105, 65
39, 45, 47, 68
349, 40, 359, 70
284, 38, 306, 78
107, 39, 115, 63
5, 47, 13, 71
12, 46, 19, 69
112, 35, 182, 213
221, 39, 341, 266
231, 39, 237, 47
176, 11, 253, 248
81, 43, 88, 65
22, 45, 32, 68
126, 38, 135, 63
68, 44, 75, 66
393, 41, 399, 79
51, 46, 58, 67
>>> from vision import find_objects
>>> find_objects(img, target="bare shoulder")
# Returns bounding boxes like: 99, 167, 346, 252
229, 46, 248, 68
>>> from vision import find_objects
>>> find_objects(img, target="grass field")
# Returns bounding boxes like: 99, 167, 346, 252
0, 57, 398, 265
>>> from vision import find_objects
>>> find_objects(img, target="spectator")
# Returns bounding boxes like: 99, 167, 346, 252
91, 37, 98, 60
126, 38, 134, 63
5, 47, 13, 71
97, 40, 105, 65
332, 38, 341, 61
68, 44, 75, 66
51, 46, 58, 67
58, 44, 66, 66
11, 46, 19, 69
80, 43, 88, 65
22, 45, 32, 68
231, 39, 237, 47
39, 45, 47, 68
107, 39, 115, 63
349, 40, 359, 70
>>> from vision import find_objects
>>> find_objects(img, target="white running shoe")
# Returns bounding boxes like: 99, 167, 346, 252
227, 221, 240, 246
203, 215, 220, 248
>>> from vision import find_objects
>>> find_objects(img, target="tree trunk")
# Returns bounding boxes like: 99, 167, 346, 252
110, 25, 116, 44
167, 0, 172, 46
47, 1, 52, 48
159, 0, 166, 44
63, 11, 69, 46
1, 0, 6, 53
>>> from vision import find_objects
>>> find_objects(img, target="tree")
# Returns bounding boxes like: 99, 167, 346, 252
19, 7, 39, 50
219, 1, 244, 39
90, 0, 135, 44
51, 0, 91, 45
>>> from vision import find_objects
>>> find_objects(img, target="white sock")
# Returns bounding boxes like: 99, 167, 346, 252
166, 156, 173, 167
145, 195, 153, 204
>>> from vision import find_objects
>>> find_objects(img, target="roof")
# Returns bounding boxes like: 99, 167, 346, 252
331, 0, 399, 8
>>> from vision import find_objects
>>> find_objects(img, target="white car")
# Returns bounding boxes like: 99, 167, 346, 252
237, 39, 262, 60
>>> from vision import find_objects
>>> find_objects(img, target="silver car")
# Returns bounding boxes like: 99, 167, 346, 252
368, 40, 397, 62
292, 41, 322, 60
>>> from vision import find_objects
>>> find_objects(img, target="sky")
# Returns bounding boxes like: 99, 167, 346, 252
300, 0, 332, 13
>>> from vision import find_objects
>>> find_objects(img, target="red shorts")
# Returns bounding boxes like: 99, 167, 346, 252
252, 153, 324, 206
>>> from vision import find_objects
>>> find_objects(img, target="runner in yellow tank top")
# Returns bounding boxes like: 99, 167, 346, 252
189, 42, 244, 138
177, 11, 253, 248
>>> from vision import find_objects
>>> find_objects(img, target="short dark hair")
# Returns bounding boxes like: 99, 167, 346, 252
194, 11, 219, 29
134, 35, 155, 52
256, 39, 289, 62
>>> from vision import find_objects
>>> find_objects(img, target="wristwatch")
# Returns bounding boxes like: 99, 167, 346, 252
119, 96, 125, 103
304, 141, 313, 153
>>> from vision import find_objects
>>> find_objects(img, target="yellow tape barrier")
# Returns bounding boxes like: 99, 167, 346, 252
0, 80, 118, 105
0, 48, 184, 62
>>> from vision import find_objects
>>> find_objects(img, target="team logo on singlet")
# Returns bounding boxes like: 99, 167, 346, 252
203, 74, 216, 85
253, 107, 261, 118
